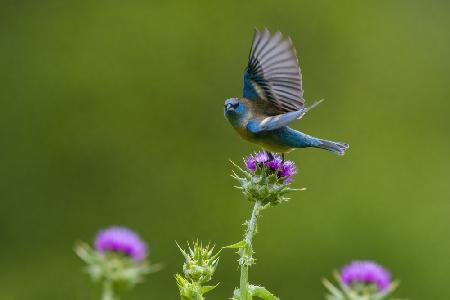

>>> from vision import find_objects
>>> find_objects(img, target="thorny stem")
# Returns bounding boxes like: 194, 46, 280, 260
240, 200, 263, 300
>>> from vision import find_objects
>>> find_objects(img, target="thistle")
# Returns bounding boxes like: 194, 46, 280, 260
175, 240, 220, 300
323, 260, 403, 300
75, 226, 161, 300
228, 151, 302, 300
232, 151, 301, 206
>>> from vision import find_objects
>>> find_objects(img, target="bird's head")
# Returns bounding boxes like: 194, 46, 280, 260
224, 98, 246, 119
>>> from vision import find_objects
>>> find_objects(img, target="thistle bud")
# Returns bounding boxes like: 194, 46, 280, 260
178, 240, 220, 284
175, 241, 220, 300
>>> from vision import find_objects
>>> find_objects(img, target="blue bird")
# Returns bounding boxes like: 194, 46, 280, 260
224, 28, 349, 158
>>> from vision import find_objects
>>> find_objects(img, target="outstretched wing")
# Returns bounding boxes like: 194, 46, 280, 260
243, 28, 304, 115
247, 99, 324, 133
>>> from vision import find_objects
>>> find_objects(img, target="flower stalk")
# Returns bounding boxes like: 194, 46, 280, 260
239, 200, 262, 300
228, 151, 300, 299
101, 280, 116, 300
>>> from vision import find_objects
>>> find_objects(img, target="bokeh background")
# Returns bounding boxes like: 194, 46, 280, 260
1, 0, 450, 299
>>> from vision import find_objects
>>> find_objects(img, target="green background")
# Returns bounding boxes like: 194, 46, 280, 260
1, 0, 449, 299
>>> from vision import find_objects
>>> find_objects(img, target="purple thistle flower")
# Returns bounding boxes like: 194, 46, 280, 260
283, 176, 294, 184
243, 152, 297, 184
341, 260, 392, 292
254, 151, 269, 164
95, 226, 148, 261
265, 154, 282, 171
245, 151, 269, 172
279, 160, 297, 178
245, 154, 257, 172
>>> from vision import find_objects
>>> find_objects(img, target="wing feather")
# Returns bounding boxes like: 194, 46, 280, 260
242, 28, 304, 114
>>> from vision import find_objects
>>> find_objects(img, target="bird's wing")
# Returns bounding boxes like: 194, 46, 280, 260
243, 28, 304, 115
248, 109, 306, 133
247, 99, 324, 133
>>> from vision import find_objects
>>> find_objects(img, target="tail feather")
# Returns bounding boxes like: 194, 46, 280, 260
317, 139, 349, 156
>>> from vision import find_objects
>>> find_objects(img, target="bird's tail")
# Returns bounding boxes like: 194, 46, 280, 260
317, 139, 349, 156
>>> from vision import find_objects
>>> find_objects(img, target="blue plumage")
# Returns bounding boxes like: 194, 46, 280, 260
224, 29, 349, 156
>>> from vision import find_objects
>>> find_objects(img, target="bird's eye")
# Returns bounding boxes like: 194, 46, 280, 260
233, 103, 239, 109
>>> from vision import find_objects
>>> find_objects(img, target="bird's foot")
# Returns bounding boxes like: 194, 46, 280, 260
282, 153, 285, 163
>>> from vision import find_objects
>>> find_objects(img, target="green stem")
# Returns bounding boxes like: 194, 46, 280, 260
240, 201, 262, 300
240, 263, 249, 300
101, 280, 117, 300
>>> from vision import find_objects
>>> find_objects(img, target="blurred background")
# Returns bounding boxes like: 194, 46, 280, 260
1, 0, 449, 299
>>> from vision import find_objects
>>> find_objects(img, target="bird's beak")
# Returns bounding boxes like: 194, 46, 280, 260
224, 103, 233, 112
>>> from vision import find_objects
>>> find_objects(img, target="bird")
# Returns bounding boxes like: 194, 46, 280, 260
224, 28, 349, 159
